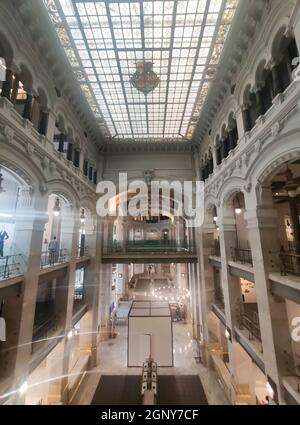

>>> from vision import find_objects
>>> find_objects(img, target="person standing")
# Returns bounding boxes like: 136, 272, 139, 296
48, 236, 59, 265
0, 227, 9, 257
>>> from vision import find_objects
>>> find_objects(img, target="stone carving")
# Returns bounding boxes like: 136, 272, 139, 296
244, 181, 252, 193
41, 156, 49, 170
39, 182, 48, 195
271, 121, 282, 137
49, 161, 56, 173
26, 143, 35, 157
1, 125, 14, 142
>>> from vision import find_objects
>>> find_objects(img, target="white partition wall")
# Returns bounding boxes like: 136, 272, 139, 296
128, 301, 173, 367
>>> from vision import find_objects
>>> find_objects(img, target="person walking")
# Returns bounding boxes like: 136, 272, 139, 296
48, 236, 59, 265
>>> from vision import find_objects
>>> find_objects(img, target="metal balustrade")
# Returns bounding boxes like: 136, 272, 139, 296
238, 313, 261, 342
107, 239, 193, 253
77, 244, 89, 258
231, 246, 253, 266
211, 240, 221, 257
0, 254, 24, 280
40, 248, 68, 269
279, 252, 300, 276
282, 350, 300, 378
214, 287, 225, 310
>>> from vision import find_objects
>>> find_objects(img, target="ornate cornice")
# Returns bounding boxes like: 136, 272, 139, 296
103, 141, 193, 154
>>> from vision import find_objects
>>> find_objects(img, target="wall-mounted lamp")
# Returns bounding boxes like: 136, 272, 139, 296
181, 273, 185, 278
67, 330, 73, 340
53, 197, 61, 217
225, 327, 232, 342
234, 195, 242, 215
80, 208, 85, 224
118, 273, 123, 278
213, 216, 218, 223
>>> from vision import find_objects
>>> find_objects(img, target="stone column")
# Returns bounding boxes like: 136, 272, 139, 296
234, 106, 244, 140
195, 222, 216, 343
12, 189, 49, 401
218, 210, 243, 377
245, 203, 292, 404
193, 148, 201, 181
86, 218, 103, 368
60, 208, 81, 404
46, 110, 57, 143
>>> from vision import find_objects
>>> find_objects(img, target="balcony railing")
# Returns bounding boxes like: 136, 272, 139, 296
31, 301, 59, 353
0, 254, 24, 280
283, 350, 300, 378
231, 246, 253, 266
77, 244, 89, 258
279, 252, 300, 276
214, 287, 225, 310
40, 248, 68, 269
211, 240, 221, 257
106, 239, 194, 253
238, 313, 261, 342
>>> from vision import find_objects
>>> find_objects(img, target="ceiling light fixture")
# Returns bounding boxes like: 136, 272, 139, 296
234, 195, 243, 215
53, 197, 61, 217
80, 208, 85, 224
130, 62, 160, 96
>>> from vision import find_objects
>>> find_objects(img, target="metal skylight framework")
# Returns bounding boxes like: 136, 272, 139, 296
44, 0, 239, 142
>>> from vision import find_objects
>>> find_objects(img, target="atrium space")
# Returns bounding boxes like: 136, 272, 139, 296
0, 0, 300, 409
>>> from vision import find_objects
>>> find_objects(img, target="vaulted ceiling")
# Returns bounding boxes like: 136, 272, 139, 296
44, 0, 239, 143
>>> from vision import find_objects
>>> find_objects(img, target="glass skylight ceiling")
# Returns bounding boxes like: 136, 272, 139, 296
44, 0, 239, 142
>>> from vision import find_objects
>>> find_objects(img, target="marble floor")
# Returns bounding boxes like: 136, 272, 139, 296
72, 321, 229, 405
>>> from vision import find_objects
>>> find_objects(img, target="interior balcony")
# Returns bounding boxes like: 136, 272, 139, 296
0, 254, 25, 282
40, 248, 69, 270
230, 242, 253, 267
30, 305, 64, 369
101, 239, 198, 264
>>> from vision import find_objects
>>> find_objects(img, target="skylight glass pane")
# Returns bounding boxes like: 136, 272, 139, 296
44, 0, 239, 142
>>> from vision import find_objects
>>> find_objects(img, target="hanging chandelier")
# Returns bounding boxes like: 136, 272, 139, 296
130, 62, 160, 95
